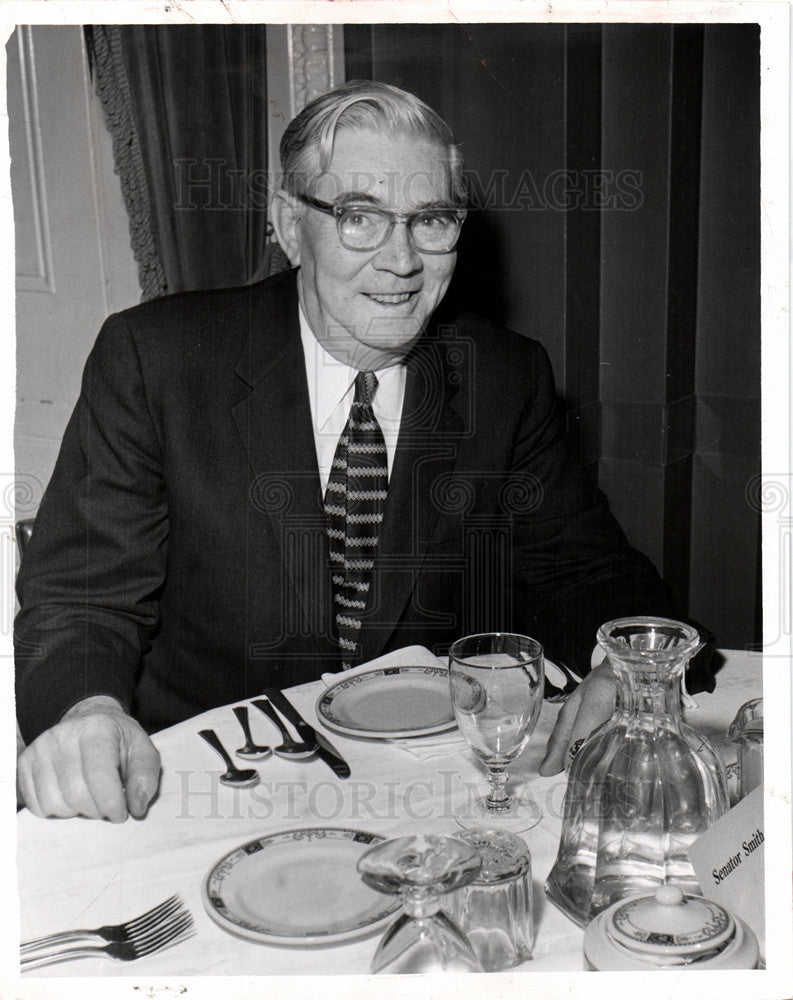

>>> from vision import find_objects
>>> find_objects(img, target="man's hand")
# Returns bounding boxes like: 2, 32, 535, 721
539, 659, 618, 775
16, 696, 161, 822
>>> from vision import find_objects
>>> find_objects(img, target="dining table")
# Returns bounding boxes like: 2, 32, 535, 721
15, 646, 764, 982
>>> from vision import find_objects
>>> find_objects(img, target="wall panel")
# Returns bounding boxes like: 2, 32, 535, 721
11, 25, 139, 516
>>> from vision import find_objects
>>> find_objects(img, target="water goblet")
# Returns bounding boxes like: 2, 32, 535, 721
449, 632, 545, 831
357, 834, 483, 974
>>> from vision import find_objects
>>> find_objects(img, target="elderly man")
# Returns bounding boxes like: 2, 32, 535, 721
15, 80, 700, 822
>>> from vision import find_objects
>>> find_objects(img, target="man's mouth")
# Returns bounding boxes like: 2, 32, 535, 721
364, 292, 416, 305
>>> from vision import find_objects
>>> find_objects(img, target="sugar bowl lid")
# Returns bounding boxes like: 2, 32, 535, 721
584, 885, 759, 970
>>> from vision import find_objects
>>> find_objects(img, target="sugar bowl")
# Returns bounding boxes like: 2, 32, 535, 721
583, 884, 759, 971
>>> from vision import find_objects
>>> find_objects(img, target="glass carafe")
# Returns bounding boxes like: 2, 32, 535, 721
545, 617, 729, 926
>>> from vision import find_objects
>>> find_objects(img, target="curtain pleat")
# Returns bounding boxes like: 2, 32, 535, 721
87, 26, 167, 300
88, 25, 286, 298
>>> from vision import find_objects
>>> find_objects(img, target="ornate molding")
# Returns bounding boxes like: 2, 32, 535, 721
288, 25, 340, 116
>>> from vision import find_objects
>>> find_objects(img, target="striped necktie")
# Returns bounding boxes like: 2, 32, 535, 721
324, 371, 388, 670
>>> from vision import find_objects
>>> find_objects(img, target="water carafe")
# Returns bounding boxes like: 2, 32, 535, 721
545, 617, 729, 926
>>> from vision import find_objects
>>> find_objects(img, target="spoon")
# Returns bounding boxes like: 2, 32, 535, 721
198, 729, 259, 787
251, 699, 317, 758
232, 705, 272, 761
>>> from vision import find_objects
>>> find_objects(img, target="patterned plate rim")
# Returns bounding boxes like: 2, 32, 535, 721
315, 665, 457, 739
201, 826, 400, 946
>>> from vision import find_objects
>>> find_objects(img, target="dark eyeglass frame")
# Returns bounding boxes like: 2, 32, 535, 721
295, 193, 467, 254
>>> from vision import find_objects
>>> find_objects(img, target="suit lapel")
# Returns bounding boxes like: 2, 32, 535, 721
231, 271, 336, 664
358, 329, 467, 664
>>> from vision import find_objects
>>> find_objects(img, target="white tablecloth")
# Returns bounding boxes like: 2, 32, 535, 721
15, 649, 763, 980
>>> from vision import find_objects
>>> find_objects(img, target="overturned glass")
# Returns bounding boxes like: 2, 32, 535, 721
357, 834, 483, 973
445, 828, 533, 970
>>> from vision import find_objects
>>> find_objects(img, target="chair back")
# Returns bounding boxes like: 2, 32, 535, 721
16, 518, 35, 555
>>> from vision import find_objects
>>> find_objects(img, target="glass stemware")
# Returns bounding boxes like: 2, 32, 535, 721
357, 834, 483, 973
728, 697, 763, 800
449, 632, 545, 831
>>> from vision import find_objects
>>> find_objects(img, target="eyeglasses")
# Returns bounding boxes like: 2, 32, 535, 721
295, 193, 466, 254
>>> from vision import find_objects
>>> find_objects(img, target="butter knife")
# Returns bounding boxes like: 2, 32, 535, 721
263, 688, 351, 779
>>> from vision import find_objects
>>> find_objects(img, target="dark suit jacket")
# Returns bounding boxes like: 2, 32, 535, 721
15, 269, 682, 742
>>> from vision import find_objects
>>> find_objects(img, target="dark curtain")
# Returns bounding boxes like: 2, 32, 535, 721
87, 25, 287, 298
350, 23, 761, 651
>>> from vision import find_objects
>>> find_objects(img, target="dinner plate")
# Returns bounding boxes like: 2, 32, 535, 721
316, 664, 456, 739
202, 827, 400, 945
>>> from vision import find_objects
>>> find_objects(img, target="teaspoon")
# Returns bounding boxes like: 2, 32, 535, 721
232, 705, 272, 760
251, 699, 317, 758
198, 729, 259, 787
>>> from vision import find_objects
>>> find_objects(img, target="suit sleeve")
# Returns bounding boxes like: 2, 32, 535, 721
507, 340, 715, 691
15, 315, 169, 743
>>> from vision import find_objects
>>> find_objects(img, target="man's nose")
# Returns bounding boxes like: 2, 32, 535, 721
373, 221, 422, 274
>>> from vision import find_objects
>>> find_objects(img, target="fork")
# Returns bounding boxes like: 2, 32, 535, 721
21, 910, 194, 970
21, 915, 194, 970
21, 894, 187, 951
21, 896, 194, 969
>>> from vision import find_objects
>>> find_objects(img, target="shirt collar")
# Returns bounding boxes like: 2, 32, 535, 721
299, 307, 355, 433
298, 306, 406, 433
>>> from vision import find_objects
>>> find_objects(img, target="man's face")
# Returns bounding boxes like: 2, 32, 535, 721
288, 127, 459, 369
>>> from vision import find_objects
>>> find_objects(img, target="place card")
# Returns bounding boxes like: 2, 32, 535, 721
688, 786, 765, 957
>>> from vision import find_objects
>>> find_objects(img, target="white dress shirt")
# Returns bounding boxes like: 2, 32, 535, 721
298, 308, 407, 495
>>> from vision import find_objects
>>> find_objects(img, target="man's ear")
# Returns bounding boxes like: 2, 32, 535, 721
270, 189, 302, 266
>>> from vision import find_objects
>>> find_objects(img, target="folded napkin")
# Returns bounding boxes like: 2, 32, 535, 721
321, 646, 469, 762
320, 644, 443, 686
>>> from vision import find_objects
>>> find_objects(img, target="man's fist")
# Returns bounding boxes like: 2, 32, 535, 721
17, 696, 161, 822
